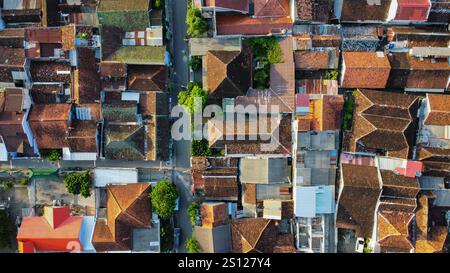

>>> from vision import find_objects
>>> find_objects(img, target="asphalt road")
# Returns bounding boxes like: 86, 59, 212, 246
169, 0, 194, 253
0, 159, 171, 170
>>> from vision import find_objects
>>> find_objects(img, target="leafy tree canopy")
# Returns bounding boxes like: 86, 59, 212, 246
64, 172, 91, 198
185, 236, 199, 253
178, 83, 207, 114
150, 180, 179, 219
186, 7, 208, 38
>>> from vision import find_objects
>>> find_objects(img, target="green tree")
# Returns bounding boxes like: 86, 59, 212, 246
0, 210, 12, 248
253, 68, 270, 89
186, 7, 208, 38
40, 149, 62, 162
2, 181, 13, 192
178, 83, 207, 114
267, 43, 283, 64
191, 139, 212, 157
189, 56, 202, 71
185, 237, 199, 253
64, 172, 91, 197
187, 202, 199, 225
153, 0, 163, 9
150, 180, 179, 219
249, 37, 282, 64
20, 178, 29, 186
324, 70, 339, 80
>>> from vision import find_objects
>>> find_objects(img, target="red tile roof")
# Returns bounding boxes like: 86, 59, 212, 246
342, 52, 391, 89
395, 0, 431, 21
17, 206, 83, 253
216, 14, 292, 36
424, 93, 450, 126
254, 0, 290, 17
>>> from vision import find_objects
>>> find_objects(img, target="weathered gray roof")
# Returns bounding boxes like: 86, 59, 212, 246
239, 157, 289, 184
194, 224, 231, 253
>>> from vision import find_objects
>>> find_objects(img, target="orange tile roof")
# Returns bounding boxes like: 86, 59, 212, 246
17, 206, 83, 253
216, 14, 292, 36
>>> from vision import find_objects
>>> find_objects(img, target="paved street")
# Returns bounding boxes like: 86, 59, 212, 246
168, 0, 193, 253
0, 159, 172, 170
170, 0, 191, 170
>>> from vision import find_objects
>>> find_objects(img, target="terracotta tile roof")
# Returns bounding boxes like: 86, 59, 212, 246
100, 62, 127, 78
342, 52, 391, 89
0, 46, 25, 82
0, 28, 25, 48
415, 194, 448, 253
215, 14, 292, 36
203, 177, 239, 201
210, 113, 292, 156
30, 103, 71, 121
395, 0, 431, 21
127, 65, 166, 92
336, 164, 382, 238
76, 48, 100, 104
243, 183, 257, 205
30, 84, 61, 104
204, 0, 249, 12
67, 120, 98, 153
424, 94, 450, 126
0, 88, 33, 155
380, 170, 420, 199
92, 183, 152, 252
295, 0, 334, 22
235, 37, 295, 113
205, 49, 252, 103
344, 89, 420, 160
192, 157, 239, 200
200, 202, 228, 228
254, 0, 290, 17
416, 146, 450, 177
30, 104, 71, 149
294, 50, 338, 70
30, 61, 71, 83
341, 0, 393, 22
231, 218, 293, 253
387, 52, 450, 90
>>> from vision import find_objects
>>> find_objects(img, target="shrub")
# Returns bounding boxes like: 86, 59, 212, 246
343, 91, 356, 131
324, 70, 339, 80
64, 172, 91, 197
177, 83, 207, 114
185, 237, 199, 253
150, 180, 179, 219
40, 149, 62, 162
186, 7, 208, 38
267, 44, 283, 64
189, 56, 202, 71
187, 202, 199, 225
249, 37, 283, 64
253, 68, 270, 89
191, 139, 212, 157
2, 181, 13, 192
153, 0, 163, 9
19, 178, 29, 186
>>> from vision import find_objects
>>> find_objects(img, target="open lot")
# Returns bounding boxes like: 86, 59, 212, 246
34, 176, 95, 216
